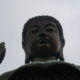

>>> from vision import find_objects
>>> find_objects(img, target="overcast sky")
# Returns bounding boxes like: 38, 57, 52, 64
0, 0, 80, 74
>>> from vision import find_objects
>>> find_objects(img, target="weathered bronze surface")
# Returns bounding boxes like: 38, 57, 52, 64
0, 15, 80, 80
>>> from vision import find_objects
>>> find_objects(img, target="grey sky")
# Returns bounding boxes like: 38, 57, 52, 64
0, 0, 80, 74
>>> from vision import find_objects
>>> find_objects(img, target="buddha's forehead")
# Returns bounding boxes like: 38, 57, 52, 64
27, 20, 57, 29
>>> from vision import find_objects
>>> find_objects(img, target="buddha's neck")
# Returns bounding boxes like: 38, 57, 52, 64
32, 57, 58, 62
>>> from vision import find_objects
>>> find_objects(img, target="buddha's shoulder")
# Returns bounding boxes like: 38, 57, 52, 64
0, 62, 80, 80
76, 65, 80, 70
0, 70, 15, 80
0, 64, 26, 80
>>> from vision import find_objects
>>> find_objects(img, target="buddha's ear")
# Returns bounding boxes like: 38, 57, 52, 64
58, 38, 65, 61
62, 38, 65, 47
57, 41, 64, 61
22, 41, 30, 63
59, 48, 64, 61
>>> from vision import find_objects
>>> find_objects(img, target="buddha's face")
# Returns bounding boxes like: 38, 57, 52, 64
24, 20, 62, 60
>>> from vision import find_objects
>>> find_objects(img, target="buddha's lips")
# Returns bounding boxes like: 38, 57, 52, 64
37, 39, 50, 44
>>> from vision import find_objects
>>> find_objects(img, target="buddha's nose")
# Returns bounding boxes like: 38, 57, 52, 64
39, 32, 47, 38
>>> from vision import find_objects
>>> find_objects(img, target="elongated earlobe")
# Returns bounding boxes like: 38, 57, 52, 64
59, 48, 64, 61
25, 54, 30, 63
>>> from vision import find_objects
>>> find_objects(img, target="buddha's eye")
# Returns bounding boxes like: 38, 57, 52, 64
46, 28, 54, 32
30, 28, 38, 34
46, 25, 57, 33
46, 27, 56, 33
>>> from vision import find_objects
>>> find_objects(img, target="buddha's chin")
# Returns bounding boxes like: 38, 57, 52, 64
37, 43, 50, 48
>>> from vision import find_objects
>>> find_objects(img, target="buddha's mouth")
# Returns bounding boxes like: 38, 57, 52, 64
37, 38, 50, 44
36, 39, 50, 48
